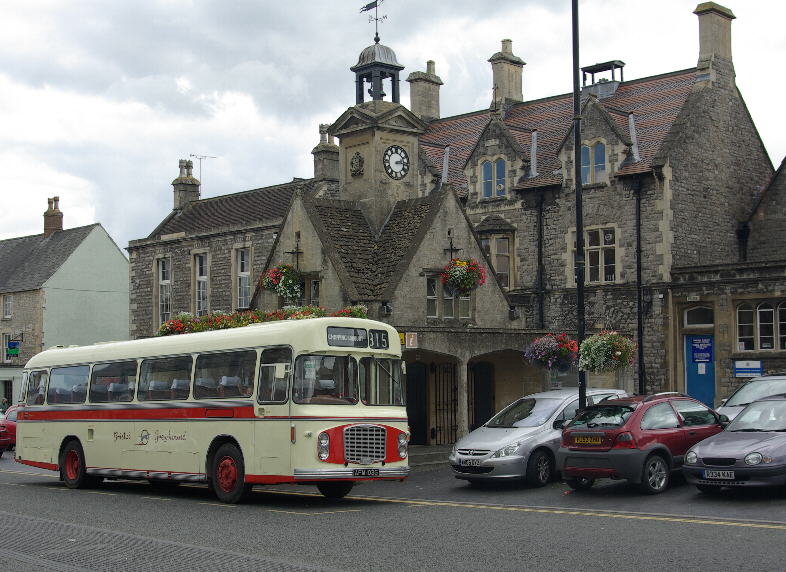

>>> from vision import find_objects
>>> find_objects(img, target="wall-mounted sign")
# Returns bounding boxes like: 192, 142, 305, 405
733, 360, 763, 378
405, 332, 418, 349
691, 337, 713, 363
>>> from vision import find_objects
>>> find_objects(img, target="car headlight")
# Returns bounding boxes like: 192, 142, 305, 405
745, 452, 763, 465
492, 441, 523, 458
685, 450, 698, 465
398, 432, 408, 459
317, 432, 330, 461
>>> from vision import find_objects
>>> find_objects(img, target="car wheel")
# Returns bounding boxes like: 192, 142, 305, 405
317, 482, 354, 499
525, 450, 553, 487
638, 454, 670, 494
566, 476, 595, 490
211, 443, 252, 504
60, 440, 97, 489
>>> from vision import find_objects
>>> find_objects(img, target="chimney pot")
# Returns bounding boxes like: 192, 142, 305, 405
186, 160, 193, 177
501, 39, 512, 54
179, 159, 187, 177
426, 60, 435, 74
43, 196, 64, 237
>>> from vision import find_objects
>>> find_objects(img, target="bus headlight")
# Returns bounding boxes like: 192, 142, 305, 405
317, 432, 330, 461
398, 433, 408, 459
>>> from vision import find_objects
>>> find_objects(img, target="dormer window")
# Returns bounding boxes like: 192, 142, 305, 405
482, 159, 506, 198
581, 142, 606, 185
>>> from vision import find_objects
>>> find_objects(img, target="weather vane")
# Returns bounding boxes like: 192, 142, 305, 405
360, 0, 386, 43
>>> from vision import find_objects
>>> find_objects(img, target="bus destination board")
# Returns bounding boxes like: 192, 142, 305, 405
327, 327, 368, 348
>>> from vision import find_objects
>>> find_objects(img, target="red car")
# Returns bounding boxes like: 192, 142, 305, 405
556, 393, 727, 494
0, 405, 18, 458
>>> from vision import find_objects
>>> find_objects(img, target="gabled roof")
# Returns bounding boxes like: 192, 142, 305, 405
304, 193, 442, 299
0, 224, 99, 294
419, 67, 697, 191
149, 178, 312, 239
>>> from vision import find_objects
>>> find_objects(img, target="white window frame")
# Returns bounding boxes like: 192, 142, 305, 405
736, 301, 786, 351
194, 253, 209, 317
2, 333, 10, 364
571, 226, 618, 285
235, 247, 251, 310
157, 258, 172, 325
426, 275, 472, 320
2, 294, 12, 319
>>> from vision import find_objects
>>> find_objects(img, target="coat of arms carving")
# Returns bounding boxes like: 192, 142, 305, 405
350, 152, 364, 177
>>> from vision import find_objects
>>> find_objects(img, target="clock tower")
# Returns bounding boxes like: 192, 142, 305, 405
329, 37, 427, 234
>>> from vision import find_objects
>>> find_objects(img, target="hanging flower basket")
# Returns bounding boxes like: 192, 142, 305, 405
523, 333, 578, 371
261, 264, 302, 304
578, 331, 636, 373
440, 258, 486, 297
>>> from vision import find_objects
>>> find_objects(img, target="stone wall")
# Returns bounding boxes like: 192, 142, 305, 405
0, 290, 44, 367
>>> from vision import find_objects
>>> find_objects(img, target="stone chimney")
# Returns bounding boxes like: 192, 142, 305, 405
406, 60, 443, 121
488, 39, 525, 109
694, 2, 735, 62
172, 159, 200, 210
311, 124, 339, 182
43, 196, 63, 237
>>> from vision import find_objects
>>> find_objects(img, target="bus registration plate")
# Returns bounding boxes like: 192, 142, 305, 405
353, 468, 380, 477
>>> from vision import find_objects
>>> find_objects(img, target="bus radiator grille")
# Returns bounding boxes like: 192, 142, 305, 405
344, 424, 386, 464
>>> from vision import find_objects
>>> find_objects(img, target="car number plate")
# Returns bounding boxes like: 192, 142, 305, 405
352, 468, 380, 477
573, 435, 602, 445
460, 458, 481, 466
703, 470, 735, 480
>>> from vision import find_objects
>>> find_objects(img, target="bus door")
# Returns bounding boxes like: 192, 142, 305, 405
253, 347, 293, 478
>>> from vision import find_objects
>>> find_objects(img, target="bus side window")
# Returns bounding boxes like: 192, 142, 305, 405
258, 347, 292, 403
48, 366, 89, 404
90, 361, 138, 403
139, 356, 193, 401
194, 350, 256, 399
25, 370, 48, 406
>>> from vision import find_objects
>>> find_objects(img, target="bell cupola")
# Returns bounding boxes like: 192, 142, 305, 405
350, 36, 404, 104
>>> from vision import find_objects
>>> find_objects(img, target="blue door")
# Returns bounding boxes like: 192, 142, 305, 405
684, 335, 715, 406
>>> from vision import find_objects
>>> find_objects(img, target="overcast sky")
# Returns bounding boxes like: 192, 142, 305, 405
1, 0, 784, 252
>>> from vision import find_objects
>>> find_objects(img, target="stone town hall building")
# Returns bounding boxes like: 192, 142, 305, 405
129, 3, 785, 445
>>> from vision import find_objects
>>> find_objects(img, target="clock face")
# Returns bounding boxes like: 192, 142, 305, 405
383, 145, 410, 180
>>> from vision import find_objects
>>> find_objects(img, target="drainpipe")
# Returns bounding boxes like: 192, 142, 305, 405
537, 192, 545, 329
634, 176, 646, 394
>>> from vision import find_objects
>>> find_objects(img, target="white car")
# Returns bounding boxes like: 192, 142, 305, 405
449, 388, 627, 487
717, 375, 786, 420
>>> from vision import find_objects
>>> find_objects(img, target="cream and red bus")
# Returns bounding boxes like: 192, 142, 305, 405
15, 317, 408, 503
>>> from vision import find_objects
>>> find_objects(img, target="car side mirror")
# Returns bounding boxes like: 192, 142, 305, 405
720, 399, 727, 406
718, 414, 729, 426
553, 419, 566, 430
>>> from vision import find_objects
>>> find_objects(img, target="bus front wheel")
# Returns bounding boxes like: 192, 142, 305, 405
60, 441, 95, 489
317, 481, 353, 499
211, 443, 252, 504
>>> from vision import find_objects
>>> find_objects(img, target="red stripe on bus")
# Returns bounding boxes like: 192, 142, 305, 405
20, 406, 257, 421
16, 458, 58, 471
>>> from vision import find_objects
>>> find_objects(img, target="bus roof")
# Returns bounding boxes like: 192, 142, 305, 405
24, 317, 401, 369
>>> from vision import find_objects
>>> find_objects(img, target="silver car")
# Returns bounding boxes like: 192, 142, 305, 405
449, 388, 627, 487
717, 375, 786, 420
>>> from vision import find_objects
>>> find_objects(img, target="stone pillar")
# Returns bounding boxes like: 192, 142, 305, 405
694, 2, 735, 62
455, 356, 469, 439
488, 39, 525, 108
406, 60, 443, 122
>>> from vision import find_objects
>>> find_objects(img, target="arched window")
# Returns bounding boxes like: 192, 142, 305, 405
482, 161, 493, 198
481, 158, 506, 198
758, 302, 775, 350
495, 159, 506, 196
581, 142, 606, 184
684, 306, 714, 327
737, 303, 754, 350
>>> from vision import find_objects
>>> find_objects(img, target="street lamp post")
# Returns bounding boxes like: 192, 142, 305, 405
572, 0, 587, 410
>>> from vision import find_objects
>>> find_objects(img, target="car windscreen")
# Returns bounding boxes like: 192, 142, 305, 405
726, 400, 786, 432
725, 379, 786, 407
485, 398, 562, 428
567, 404, 634, 428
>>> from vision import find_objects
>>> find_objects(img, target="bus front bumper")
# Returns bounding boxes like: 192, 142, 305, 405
294, 466, 409, 480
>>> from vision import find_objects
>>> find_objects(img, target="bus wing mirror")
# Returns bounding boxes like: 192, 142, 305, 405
274, 363, 287, 379
401, 362, 406, 374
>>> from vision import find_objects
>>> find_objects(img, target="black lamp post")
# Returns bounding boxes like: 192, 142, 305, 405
572, 0, 587, 409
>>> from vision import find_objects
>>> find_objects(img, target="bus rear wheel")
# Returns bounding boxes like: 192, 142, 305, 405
211, 443, 251, 504
317, 482, 354, 499
60, 441, 96, 489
